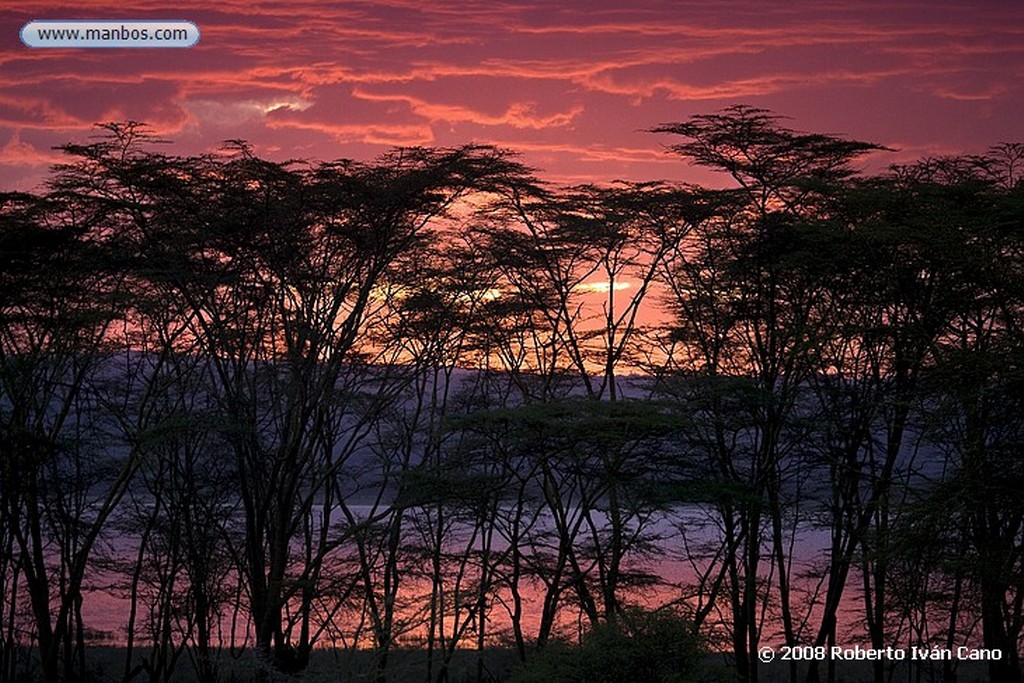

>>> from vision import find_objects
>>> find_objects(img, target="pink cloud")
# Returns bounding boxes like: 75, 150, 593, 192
1, 0, 1021, 190
351, 88, 583, 129
0, 132, 61, 167
264, 117, 434, 146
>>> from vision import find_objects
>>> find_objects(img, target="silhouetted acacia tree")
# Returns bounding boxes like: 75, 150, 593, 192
2, 113, 1022, 683
652, 106, 883, 683
0, 182, 135, 682
886, 154, 1024, 682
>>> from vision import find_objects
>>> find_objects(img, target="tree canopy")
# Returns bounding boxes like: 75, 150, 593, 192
1, 110, 1022, 683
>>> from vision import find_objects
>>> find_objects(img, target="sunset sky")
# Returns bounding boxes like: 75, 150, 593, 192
3, 1, 1022, 190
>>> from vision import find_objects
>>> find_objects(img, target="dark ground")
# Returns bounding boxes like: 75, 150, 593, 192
7, 648, 1007, 682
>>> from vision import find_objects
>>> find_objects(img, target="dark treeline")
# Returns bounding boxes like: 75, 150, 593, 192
1, 106, 1023, 683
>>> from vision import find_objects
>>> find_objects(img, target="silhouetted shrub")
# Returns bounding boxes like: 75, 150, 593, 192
512, 607, 705, 683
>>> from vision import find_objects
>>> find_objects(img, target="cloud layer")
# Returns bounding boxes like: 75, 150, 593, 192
3, 0, 1022, 188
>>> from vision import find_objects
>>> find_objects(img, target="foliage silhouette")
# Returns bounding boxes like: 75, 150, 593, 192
0, 110, 1022, 683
